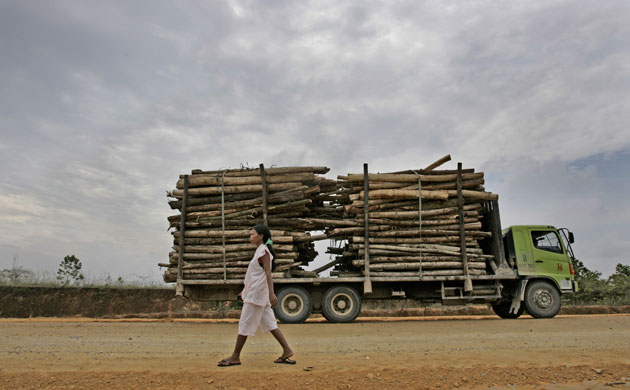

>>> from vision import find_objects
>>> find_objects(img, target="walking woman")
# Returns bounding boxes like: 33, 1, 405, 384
218, 224, 295, 366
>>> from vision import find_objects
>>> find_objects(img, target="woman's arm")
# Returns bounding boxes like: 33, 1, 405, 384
260, 252, 278, 307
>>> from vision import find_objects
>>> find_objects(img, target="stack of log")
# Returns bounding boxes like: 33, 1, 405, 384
160, 165, 339, 282
327, 155, 499, 278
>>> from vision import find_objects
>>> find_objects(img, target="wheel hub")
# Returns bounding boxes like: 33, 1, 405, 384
281, 294, 304, 317
331, 293, 353, 316
534, 289, 553, 309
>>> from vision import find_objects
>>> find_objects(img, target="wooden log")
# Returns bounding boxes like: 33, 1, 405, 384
173, 243, 294, 253
328, 223, 484, 237
293, 233, 328, 242
367, 255, 489, 262
189, 166, 330, 177
345, 172, 483, 183
174, 229, 295, 238
353, 217, 480, 227
351, 236, 475, 244
176, 172, 315, 188
171, 252, 298, 261
289, 270, 318, 277
368, 228, 492, 238
183, 259, 296, 269
175, 236, 294, 245
356, 249, 487, 257
183, 186, 310, 212
366, 206, 480, 219
348, 197, 461, 210
173, 199, 312, 222
351, 189, 449, 201
351, 261, 487, 270
418, 178, 484, 191
351, 180, 484, 193
447, 190, 498, 201
171, 182, 304, 197
423, 154, 452, 172
168, 192, 260, 209
354, 243, 484, 254
368, 269, 487, 277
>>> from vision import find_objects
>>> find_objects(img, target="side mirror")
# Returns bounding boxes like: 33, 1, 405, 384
569, 232, 575, 244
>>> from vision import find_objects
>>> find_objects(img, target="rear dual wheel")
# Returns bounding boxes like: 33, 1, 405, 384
273, 285, 362, 323
322, 285, 361, 323
274, 286, 312, 323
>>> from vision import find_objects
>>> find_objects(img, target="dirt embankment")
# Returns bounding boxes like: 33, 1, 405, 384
2, 286, 630, 319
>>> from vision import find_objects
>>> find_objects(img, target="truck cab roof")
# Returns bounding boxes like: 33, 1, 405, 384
502, 225, 557, 235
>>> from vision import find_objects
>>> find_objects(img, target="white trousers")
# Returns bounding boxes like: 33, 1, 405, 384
238, 302, 278, 336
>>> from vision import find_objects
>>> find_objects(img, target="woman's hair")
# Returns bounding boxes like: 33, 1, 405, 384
253, 223, 277, 259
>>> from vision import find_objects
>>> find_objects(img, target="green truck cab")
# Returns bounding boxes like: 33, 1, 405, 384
495, 225, 577, 319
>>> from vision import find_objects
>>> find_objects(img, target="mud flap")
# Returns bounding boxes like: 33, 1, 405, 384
509, 280, 528, 314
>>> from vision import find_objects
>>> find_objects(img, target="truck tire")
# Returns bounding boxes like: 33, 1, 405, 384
491, 301, 525, 319
524, 280, 561, 318
321, 285, 361, 323
273, 286, 312, 323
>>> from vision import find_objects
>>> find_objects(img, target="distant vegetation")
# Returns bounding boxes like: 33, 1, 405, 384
0, 255, 170, 289
563, 261, 630, 306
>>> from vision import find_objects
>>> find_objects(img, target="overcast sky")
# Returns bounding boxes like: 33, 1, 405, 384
1, 0, 629, 284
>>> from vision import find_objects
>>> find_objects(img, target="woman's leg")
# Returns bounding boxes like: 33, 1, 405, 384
219, 303, 262, 365
218, 334, 247, 365
270, 328, 293, 359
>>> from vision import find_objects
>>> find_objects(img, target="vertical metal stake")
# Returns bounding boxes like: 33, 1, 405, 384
363, 163, 372, 294
457, 163, 472, 292
418, 176, 423, 276
176, 175, 189, 296
260, 163, 268, 226
221, 170, 227, 281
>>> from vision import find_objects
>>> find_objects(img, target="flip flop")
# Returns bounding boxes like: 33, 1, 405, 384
217, 359, 241, 367
274, 356, 296, 365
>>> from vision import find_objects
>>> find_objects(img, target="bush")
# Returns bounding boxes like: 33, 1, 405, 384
564, 262, 630, 305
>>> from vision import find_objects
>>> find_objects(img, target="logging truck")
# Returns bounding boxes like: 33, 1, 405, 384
178, 200, 578, 322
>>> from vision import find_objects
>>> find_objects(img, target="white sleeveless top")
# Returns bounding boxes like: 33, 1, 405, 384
240, 245, 274, 306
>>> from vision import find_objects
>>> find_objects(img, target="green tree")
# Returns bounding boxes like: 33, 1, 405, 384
572, 259, 602, 282
56, 255, 85, 286
614, 263, 630, 277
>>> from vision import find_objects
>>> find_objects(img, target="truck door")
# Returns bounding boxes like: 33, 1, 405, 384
529, 229, 572, 288
511, 228, 536, 276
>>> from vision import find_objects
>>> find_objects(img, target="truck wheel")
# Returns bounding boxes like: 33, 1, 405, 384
273, 286, 312, 323
491, 301, 525, 319
321, 285, 361, 323
524, 280, 561, 318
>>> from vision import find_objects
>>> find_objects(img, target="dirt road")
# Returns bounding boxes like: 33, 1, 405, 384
1, 315, 629, 389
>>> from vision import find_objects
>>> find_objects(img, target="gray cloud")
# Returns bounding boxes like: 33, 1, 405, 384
1, 0, 629, 281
